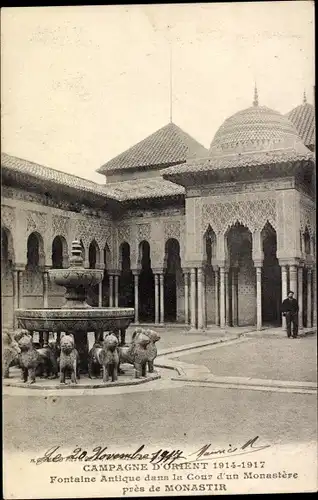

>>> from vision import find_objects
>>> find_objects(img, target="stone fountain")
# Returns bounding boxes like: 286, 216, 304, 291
15, 240, 135, 372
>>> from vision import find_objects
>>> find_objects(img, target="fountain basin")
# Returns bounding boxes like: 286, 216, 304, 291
15, 307, 135, 332
48, 268, 103, 289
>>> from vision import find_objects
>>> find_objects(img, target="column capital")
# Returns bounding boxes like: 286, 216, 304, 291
214, 260, 229, 270
13, 263, 25, 272
253, 260, 263, 269
131, 269, 140, 276
95, 263, 105, 270
278, 257, 301, 267
185, 260, 205, 269
108, 269, 120, 276
152, 268, 164, 275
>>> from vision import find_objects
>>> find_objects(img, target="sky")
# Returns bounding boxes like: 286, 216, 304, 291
1, 2, 315, 183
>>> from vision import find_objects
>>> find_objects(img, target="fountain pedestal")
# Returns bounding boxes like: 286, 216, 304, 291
15, 240, 134, 375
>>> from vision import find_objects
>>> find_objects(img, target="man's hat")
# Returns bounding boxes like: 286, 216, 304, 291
287, 290, 294, 295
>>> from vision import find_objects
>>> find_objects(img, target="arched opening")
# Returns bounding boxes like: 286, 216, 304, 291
27, 232, 43, 269
52, 236, 68, 269
119, 242, 134, 308
80, 240, 86, 263
261, 222, 281, 326
87, 240, 100, 306
303, 227, 311, 256
227, 222, 254, 326
164, 238, 182, 322
138, 240, 155, 323
1, 227, 15, 328
24, 232, 44, 309
203, 225, 217, 325
102, 244, 111, 307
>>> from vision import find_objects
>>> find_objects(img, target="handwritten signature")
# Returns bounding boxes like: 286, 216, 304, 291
30, 436, 270, 466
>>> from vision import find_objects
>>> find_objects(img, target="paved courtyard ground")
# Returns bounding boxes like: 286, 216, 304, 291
3, 385, 317, 453
3, 327, 316, 459
174, 334, 317, 383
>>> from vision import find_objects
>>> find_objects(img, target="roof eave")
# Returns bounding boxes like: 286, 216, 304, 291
96, 159, 186, 176
1, 167, 120, 205
162, 159, 314, 188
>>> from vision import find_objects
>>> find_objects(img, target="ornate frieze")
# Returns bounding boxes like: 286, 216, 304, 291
2, 205, 15, 230
188, 178, 294, 198
117, 224, 131, 245
52, 215, 70, 239
164, 220, 181, 241
26, 210, 47, 235
201, 198, 277, 233
300, 198, 316, 235
125, 208, 185, 218
137, 223, 151, 242
74, 219, 91, 247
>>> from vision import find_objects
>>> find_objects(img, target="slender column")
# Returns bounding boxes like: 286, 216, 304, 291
197, 268, 204, 330
159, 273, 164, 324
109, 275, 114, 307
225, 269, 230, 326
43, 332, 49, 347
313, 268, 317, 327
190, 268, 197, 328
307, 268, 312, 328
219, 267, 226, 328
289, 265, 298, 297
184, 272, 189, 325
281, 265, 288, 330
98, 281, 103, 308
203, 270, 207, 328
13, 270, 19, 328
114, 274, 119, 307
256, 267, 262, 330
154, 274, 160, 324
232, 268, 238, 327
298, 266, 303, 329
214, 267, 220, 326
133, 273, 139, 324
43, 270, 49, 308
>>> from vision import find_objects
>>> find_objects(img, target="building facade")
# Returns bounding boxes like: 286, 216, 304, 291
1, 92, 316, 332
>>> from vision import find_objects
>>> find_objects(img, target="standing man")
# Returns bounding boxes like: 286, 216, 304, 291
281, 291, 299, 338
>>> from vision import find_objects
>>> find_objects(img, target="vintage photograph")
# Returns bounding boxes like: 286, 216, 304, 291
2, 2, 316, 498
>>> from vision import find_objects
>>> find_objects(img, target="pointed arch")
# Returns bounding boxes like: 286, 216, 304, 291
163, 238, 182, 323
52, 235, 68, 269
89, 239, 100, 269
261, 221, 281, 325
138, 240, 154, 322
26, 231, 45, 269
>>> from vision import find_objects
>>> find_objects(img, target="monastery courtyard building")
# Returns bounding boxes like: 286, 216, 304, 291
1, 91, 316, 332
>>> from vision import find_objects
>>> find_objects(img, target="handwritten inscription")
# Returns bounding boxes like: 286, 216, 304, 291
30, 436, 269, 466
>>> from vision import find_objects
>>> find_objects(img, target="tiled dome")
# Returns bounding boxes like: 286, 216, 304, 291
286, 94, 315, 149
209, 89, 306, 156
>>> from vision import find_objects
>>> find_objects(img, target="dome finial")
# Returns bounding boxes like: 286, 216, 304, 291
303, 90, 307, 104
253, 83, 259, 107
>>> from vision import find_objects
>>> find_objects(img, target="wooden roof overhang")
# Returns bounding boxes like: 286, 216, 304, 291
1, 166, 121, 212
162, 153, 315, 190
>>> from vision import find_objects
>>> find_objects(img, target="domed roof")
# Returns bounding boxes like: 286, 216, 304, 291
286, 93, 315, 149
209, 88, 306, 156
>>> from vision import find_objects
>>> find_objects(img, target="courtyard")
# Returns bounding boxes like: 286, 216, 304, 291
3, 328, 317, 453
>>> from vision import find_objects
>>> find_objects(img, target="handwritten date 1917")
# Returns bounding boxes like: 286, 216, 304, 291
30, 445, 186, 466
